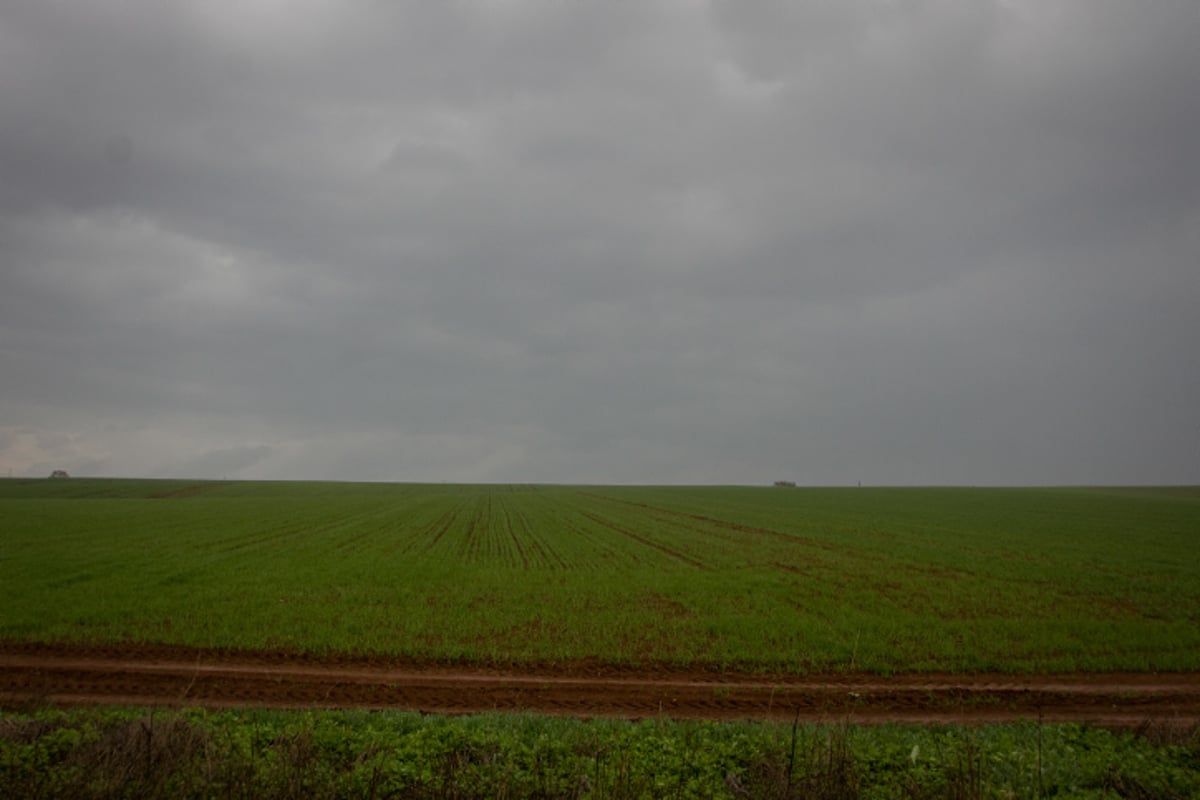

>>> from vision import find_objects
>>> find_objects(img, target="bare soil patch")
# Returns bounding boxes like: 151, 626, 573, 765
2, 642, 1197, 726
147, 483, 227, 499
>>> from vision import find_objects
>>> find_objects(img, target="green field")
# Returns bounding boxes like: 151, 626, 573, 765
2, 479, 1198, 673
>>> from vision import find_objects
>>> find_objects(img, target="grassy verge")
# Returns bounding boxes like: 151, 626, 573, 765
3, 706, 1198, 799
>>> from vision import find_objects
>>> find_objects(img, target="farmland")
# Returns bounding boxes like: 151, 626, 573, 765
4, 479, 1200, 797
2, 479, 1197, 673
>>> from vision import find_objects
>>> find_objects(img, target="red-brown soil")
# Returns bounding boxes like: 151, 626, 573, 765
3, 642, 1198, 726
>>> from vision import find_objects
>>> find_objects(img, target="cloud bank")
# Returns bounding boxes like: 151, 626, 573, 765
2, 0, 1198, 484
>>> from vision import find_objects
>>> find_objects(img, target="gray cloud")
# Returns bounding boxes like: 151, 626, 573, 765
2, 0, 1197, 484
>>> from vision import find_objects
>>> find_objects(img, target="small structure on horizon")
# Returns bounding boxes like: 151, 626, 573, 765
49, 470, 70, 479
773, 480, 796, 488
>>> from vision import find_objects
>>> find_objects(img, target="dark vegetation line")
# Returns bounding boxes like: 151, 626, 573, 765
2, 705, 1197, 799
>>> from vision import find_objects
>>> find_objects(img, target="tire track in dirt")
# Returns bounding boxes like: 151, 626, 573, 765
578, 512, 709, 570
578, 492, 812, 547
2, 643, 1198, 726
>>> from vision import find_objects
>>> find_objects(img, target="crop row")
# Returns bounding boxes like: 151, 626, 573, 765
2, 480, 1198, 671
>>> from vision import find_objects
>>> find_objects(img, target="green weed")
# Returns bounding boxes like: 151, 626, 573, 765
2, 708, 1198, 799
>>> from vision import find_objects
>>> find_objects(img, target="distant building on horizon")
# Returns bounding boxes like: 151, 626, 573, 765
49, 470, 70, 479
773, 480, 796, 488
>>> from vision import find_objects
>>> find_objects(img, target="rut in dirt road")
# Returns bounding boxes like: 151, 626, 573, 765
2, 643, 1199, 726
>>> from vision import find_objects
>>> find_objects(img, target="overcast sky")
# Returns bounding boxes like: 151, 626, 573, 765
2, 0, 1198, 485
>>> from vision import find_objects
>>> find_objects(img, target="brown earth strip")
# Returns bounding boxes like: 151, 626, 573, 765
2, 642, 1198, 727
147, 482, 229, 499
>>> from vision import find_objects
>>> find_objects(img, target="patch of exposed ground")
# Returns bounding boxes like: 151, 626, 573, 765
147, 483, 228, 499
3, 642, 1198, 726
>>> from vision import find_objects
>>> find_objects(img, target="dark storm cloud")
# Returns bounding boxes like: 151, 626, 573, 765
1, 0, 1197, 483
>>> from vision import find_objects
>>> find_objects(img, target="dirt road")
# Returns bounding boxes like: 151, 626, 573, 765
3, 642, 1198, 726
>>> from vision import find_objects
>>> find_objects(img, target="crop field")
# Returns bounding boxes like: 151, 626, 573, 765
1, 479, 1198, 673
